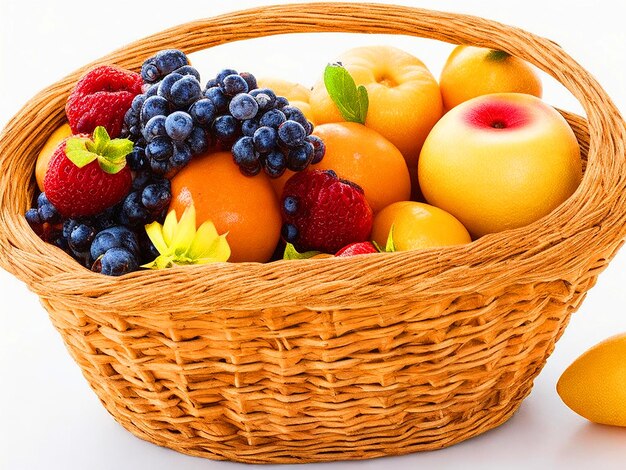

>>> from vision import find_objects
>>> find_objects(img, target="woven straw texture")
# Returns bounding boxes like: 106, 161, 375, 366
1, 2, 626, 464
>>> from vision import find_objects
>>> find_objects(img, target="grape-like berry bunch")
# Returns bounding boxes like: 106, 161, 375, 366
206, 70, 325, 177
122, 49, 210, 176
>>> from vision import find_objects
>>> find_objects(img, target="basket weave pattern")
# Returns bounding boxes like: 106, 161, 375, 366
1, 3, 626, 464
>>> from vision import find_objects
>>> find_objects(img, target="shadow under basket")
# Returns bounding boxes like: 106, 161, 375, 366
1, 2, 626, 464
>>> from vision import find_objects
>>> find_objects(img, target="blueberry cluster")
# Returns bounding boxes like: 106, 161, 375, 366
205, 71, 325, 177
118, 171, 171, 228
122, 50, 210, 176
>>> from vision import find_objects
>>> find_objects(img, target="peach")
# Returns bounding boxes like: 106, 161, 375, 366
418, 93, 582, 238
36, 123, 72, 192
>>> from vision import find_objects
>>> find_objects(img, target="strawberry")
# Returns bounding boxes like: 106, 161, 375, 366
44, 126, 133, 218
65, 65, 143, 138
335, 241, 378, 257
280, 169, 373, 253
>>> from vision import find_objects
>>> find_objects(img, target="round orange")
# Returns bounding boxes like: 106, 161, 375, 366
36, 123, 73, 192
271, 122, 411, 214
440, 46, 543, 111
170, 151, 281, 263
372, 201, 471, 251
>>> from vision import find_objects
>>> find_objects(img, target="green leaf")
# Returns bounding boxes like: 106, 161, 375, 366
91, 126, 111, 155
65, 137, 99, 168
104, 138, 134, 162
283, 243, 321, 260
97, 157, 127, 175
323, 63, 368, 124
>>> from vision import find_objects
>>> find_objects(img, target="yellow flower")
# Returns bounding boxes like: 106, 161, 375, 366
142, 205, 230, 269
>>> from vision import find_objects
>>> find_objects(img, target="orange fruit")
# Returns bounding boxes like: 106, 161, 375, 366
372, 201, 471, 250
271, 122, 411, 214
440, 46, 543, 111
309, 46, 442, 172
170, 151, 281, 262
36, 123, 73, 191
557, 333, 626, 427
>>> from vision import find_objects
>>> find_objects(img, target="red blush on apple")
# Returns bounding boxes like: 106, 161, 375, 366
464, 99, 532, 130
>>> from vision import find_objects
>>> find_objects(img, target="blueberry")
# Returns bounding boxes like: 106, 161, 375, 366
90, 226, 139, 261
141, 59, 160, 84
95, 248, 138, 276
282, 106, 308, 129
62, 219, 79, 239
212, 115, 239, 143
171, 142, 192, 168
232, 137, 257, 169
282, 196, 298, 215
150, 158, 170, 176
145, 84, 159, 97
186, 126, 210, 155
137, 230, 160, 265
143, 115, 167, 142
216, 68, 238, 86
120, 191, 150, 227
188, 99, 216, 126
229, 93, 259, 120
37, 192, 50, 208
25, 208, 41, 226
240, 161, 262, 177
131, 170, 153, 191
253, 92, 273, 112
170, 76, 202, 109
69, 223, 97, 253
146, 136, 174, 162
154, 49, 189, 76
38, 203, 60, 224
264, 150, 287, 178
286, 141, 314, 171
142, 183, 171, 214
281, 223, 298, 243
157, 72, 184, 100
174, 65, 201, 81
278, 120, 307, 148
239, 72, 257, 91
241, 119, 259, 137
252, 126, 277, 153
203, 86, 229, 112
124, 108, 139, 128
95, 208, 118, 231
205, 78, 218, 89
222, 74, 249, 96
259, 109, 286, 128
250, 88, 276, 105
275, 96, 289, 108
140, 96, 169, 124
131, 94, 147, 112
125, 146, 147, 171
306, 135, 326, 164
165, 111, 194, 141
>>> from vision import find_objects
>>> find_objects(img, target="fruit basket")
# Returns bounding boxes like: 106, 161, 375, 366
1, 2, 625, 464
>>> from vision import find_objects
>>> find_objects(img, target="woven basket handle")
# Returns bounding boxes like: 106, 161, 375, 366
0, 2, 625, 285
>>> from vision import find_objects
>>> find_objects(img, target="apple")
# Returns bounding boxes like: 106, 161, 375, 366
309, 46, 443, 190
418, 93, 582, 238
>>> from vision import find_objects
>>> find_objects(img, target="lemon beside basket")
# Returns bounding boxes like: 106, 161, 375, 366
0, 3, 625, 464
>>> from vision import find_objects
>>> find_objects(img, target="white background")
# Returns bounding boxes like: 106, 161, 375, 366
2, 0, 626, 469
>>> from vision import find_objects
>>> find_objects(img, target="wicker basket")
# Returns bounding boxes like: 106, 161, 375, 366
1, 2, 625, 464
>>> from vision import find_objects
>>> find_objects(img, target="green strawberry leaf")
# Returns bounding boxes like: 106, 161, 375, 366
324, 63, 368, 124
65, 137, 99, 168
103, 138, 134, 162
283, 243, 321, 260
97, 157, 127, 175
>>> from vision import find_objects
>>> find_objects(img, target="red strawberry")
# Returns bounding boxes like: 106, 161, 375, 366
280, 169, 373, 253
44, 126, 133, 218
65, 65, 143, 138
335, 241, 378, 257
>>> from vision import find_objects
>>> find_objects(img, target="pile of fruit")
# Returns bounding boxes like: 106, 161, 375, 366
26, 45, 583, 275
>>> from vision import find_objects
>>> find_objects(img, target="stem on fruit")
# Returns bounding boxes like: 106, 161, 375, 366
486, 49, 511, 61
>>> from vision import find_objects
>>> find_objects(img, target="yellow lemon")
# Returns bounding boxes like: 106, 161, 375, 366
557, 333, 626, 426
